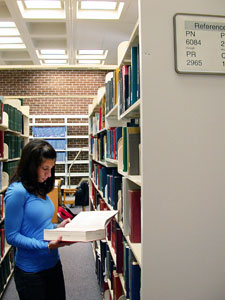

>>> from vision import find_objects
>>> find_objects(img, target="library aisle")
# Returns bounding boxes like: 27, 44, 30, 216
2, 207, 102, 300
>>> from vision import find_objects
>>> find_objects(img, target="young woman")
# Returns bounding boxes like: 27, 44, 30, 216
4, 139, 72, 300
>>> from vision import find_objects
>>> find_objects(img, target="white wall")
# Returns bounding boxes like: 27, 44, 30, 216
139, 1, 225, 299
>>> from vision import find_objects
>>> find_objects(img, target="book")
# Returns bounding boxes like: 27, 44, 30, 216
131, 262, 141, 300
128, 189, 141, 243
44, 210, 118, 242
131, 46, 138, 105
127, 127, 140, 175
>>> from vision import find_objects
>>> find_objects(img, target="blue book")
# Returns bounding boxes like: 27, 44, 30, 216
113, 176, 122, 210
137, 45, 140, 100
107, 174, 112, 204
131, 46, 138, 105
131, 262, 141, 300
110, 174, 115, 207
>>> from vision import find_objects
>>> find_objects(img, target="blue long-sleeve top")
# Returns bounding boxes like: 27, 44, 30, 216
4, 181, 59, 272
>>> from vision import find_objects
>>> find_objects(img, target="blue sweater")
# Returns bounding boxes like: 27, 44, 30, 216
4, 182, 59, 272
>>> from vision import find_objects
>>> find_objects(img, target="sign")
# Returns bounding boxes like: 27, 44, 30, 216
174, 13, 225, 74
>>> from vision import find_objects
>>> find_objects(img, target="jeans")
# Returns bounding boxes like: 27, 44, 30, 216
14, 260, 66, 300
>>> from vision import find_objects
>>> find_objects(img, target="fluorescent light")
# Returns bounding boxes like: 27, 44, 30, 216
76, 54, 107, 60
76, 1, 124, 19
37, 50, 68, 59
0, 22, 16, 28
24, 0, 62, 9
0, 28, 20, 36
40, 49, 65, 55
0, 37, 23, 44
43, 59, 67, 64
80, 1, 117, 10
17, 1, 66, 19
79, 50, 104, 55
78, 60, 101, 64
0, 44, 26, 49
76, 50, 108, 61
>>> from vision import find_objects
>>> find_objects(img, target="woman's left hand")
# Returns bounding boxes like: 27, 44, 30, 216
56, 218, 71, 228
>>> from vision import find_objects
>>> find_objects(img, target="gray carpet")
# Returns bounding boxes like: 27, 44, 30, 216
2, 206, 102, 300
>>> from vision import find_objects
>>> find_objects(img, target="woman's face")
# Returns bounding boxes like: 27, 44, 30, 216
37, 159, 55, 183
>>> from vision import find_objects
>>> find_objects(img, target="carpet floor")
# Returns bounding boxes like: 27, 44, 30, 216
2, 206, 102, 300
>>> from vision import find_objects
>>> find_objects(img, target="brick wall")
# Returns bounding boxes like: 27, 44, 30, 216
0, 69, 108, 187
0, 69, 107, 114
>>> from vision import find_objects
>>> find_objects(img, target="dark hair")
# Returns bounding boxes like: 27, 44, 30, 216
10, 139, 56, 197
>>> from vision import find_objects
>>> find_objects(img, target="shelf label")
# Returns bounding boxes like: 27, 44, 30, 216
174, 13, 225, 74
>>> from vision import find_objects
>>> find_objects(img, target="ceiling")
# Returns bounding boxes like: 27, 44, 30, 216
0, 0, 138, 69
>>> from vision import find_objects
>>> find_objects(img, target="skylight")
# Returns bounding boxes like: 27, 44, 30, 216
78, 60, 102, 64
0, 44, 26, 49
76, 0, 124, 20
80, 1, 117, 10
0, 22, 20, 36
76, 50, 107, 64
22, 0, 63, 9
17, 0, 65, 19
0, 22, 17, 28
41, 59, 67, 65
0, 37, 23, 44
79, 50, 104, 55
37, 49, 68, 59
0, 22, 26, 49
40, 49, 65, 55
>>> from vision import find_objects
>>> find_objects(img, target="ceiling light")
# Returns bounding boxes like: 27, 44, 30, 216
37, 49, 68, 59
76, 1, 124, 20
40, 49, 65, 55
17, 0, 66, 19
43, 59, 67, 64
0, 28, 20, 36
80, 1, 117, 10
78, 60, 102, 64
23, 0, 62, 9
76, 50, 107, 59
79, 50, 104, 55
0, 22, 16, 28
0, 37, 23, 44
0, 44, 26, 49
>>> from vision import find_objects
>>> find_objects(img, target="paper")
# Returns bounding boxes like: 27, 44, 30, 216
44, 210, 118, 242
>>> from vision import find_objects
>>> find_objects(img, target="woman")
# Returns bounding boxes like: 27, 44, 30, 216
4, 139, 72, 300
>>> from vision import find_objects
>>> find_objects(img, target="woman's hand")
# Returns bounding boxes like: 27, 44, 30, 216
48, 235, 76, 250
56, 218, 71, 228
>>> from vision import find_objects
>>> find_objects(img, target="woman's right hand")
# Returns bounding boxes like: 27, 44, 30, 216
48, 235, 76, 250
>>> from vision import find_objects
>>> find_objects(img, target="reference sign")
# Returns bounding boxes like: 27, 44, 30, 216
174, 13, 225, 74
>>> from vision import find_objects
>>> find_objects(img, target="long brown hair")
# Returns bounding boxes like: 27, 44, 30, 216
10, 139, 56, 197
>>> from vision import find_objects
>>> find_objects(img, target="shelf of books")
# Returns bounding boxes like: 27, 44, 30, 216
29, 115, 89, 189
88, 21, 141, 300
0, 97, 29, 298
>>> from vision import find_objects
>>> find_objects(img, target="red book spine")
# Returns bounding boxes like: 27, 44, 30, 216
0, 227, 5, 258
128, 189, 141, 243
111, 218, 117, 251
99, 106, 102, 130
113, 270, 123, 300
0, 131, 4, 158
99, 198, 107, 210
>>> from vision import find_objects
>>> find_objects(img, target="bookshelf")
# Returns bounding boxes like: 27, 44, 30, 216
139, 1, 224, 300
89, 21, 141, 299
89, 1, 225, 299
29, 115, 89, 189
0, 97, 29, 298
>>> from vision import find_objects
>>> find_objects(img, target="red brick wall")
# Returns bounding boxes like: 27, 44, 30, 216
0, 69, 107, 114
0, 69, 108, 186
